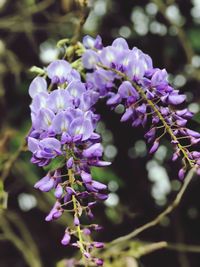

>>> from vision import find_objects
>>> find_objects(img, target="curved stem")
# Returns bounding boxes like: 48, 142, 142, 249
71, 0, 90, 45
109, 167, 196, 245
152, 0, 194, 64
68, 169, 88, 267
1, 138, 27, 182
0, 213, 42, 267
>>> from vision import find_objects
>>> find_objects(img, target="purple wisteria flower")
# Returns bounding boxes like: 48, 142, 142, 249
27, 56, 109, 265
47, 60, 72, 84
83, 35, 103, 50
28, 137, 62, 166
82, 35, 200, 179
27, 34, 200, 266
29, 77, 47, 98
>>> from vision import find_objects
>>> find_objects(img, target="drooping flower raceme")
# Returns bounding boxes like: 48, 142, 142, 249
28, 60, 110, 265
82, 35, 200, 179
28, 35, 200, 266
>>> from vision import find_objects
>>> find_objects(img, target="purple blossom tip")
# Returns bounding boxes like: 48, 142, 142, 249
67, 157, 74, 169
149, 140, 159, 154
178, 168, 186, 180
61, 232, 71, 246
94, 258, 104, 266
83, 228, 91, 235
93, 242, 104, 248
54, 184, 63, 199
47, 60, 72, 84
74, 216, 80, 226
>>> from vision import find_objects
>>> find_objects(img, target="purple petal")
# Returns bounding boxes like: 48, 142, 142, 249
61, 231, 71, 246
82, 50, 99, 69
187, 129, 200, 138
178, 168, 186, 180
100, 47, 119, 67
45, 201, 63, 221
93, 242, 104, 248
95, 193, 108, 201
67, 81, 86, 98
118, 81, 139, 99
66, 157, 74, 169
81, 171, 92, 183
172, 152, 179, 161
54, 184, 63, 199
39, 178, 54, 192
28, 137, 39, 153
83, 35, 103, 49
144, 127, 156, 142
47, 60, 72, 83
149, 140, 159, 154
83, 143, 103, 158
93, 160, 111, 167
121, 108, 133, 122
34, 175, 50, 189
47, 89, 72, 113
151, 69, 168, 87
40, 137, 61, 152
136, 103, 146, 114
74, 216, 80, 226
176, 109, 193, 119
106, 93, 121, 105
112, 38, 129, 50
91, 180, 107, 190
29, 77, 47, 98
164, 93, 186, 105
33, 108, 55, 130
79, 91, 99, 111
69, 118, 93, 141
51, 111, 72, 134
67, 69, 81, 83
83, 228, 91, 235
30, 92, 49, 117
94, 258, 104, 266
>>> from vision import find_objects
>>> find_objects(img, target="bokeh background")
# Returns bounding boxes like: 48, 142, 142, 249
1, 0, 200, 266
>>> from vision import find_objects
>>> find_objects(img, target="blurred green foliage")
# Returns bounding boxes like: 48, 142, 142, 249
1, 0, 200, 267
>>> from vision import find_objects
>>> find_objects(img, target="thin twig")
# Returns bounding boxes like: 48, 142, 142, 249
6, 211, 41, 259
135, 240, 200, 255
0, 213, 42, 267
110, 167, 196, 245
1, 139, 26, 182
152, 0, 194, 64
71, 0, 90, 44
167, 243, 200, 253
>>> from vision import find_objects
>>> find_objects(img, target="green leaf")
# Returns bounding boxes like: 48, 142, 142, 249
192, 111, 200, 124
43, 156, 66, 172
91, 167, 123, 186
188, 28, 200, 52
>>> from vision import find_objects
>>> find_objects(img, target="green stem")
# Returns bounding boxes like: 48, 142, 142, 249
68, 169, 89, 266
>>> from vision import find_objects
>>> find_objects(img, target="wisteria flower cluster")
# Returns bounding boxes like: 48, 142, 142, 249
28, 59, 111, 266
82, 35, 200, 178
28, 35, 200, 266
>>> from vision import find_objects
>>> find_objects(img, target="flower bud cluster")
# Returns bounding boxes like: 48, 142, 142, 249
28, 59, 110, 265
82, 35, 200, 178
28, 35, 200, 266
